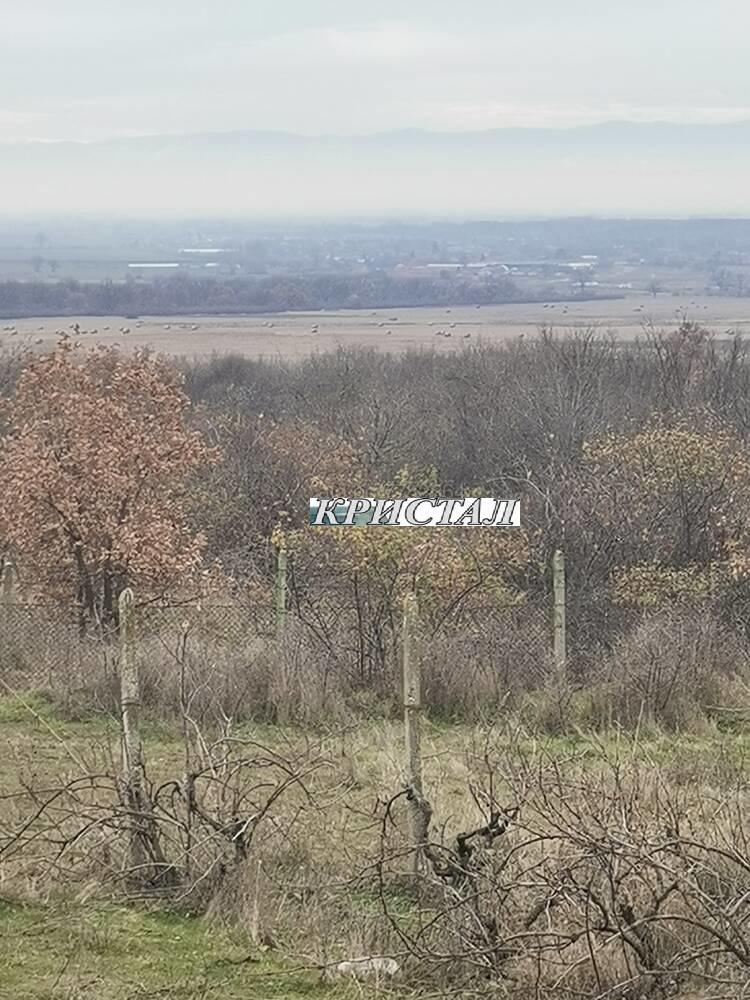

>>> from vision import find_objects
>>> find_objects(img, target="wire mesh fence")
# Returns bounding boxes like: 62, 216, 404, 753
2, 551, 750, 728
0, 597, 274, 693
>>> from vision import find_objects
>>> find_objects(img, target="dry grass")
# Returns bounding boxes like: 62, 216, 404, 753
6, 601, 750, 738
2, 693, 750, 998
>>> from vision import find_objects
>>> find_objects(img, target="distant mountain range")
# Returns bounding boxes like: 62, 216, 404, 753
9, 119, 750, 153
3, 121, 750, 218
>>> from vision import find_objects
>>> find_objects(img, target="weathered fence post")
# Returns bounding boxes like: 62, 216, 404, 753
117, 588, 170, 883
0, 561, 16, 606
553, 548, 567, 681
119, 587, 146, 872
275, 545, 288, 641
403, 591, 426, 873
119, 588, 142, 791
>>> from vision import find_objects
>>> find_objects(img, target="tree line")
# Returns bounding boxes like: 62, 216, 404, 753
0, 272, 529, 318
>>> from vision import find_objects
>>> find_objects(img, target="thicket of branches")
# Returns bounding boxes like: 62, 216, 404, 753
4, 712, 750, 999
188, 323, 750, 616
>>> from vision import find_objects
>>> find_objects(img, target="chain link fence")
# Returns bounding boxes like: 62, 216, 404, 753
2, 552, 749, 728
0, 595, 274, 704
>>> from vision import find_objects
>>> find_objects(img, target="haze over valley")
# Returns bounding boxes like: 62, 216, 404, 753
6, 121, 750, 218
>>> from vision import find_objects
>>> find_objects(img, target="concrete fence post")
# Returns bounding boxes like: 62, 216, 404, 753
119, 588, 142, 793
118, 587, 170, 883
553, 548, 567, 682
275, 546, 288, 642
402, 591, 426, 873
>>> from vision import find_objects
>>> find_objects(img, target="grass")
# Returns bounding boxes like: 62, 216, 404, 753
0, 897, 350, 1000
3, 689, 750, 784
2, 692, 750, 998
0, 694, 390, 998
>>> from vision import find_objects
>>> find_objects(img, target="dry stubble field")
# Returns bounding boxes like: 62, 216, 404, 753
2, 296, 749, 360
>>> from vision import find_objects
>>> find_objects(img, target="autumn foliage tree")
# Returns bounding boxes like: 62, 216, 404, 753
583, 412, 750, 607
0, 339, 216, 627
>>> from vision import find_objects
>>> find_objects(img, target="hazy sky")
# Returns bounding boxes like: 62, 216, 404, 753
3, 0, 750, 141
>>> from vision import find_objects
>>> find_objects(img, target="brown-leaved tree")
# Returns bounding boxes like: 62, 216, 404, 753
0, 339, 216, 627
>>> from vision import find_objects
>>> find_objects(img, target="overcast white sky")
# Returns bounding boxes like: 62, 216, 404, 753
3, 0, 750, 141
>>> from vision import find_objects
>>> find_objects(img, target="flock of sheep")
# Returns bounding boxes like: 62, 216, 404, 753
369, 309, 475, 340
0, 301, 718, 352
0, 318, 207, 346
2, 311, 479, 346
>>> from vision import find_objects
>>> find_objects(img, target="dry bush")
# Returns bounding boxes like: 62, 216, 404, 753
21, 618, 353, 728
423, 608, 551, 719
32, 632, 274, 726
374, 732, 750, 999
0, 717, 338, 912
591, 606, 750, 730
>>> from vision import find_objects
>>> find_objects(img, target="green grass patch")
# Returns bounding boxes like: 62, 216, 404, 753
0, 897, 354, 1000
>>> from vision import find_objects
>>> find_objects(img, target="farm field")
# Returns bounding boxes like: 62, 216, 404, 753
2, 295, 749, 359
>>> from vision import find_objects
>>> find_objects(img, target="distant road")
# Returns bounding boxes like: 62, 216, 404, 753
2, 297, 748, 360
